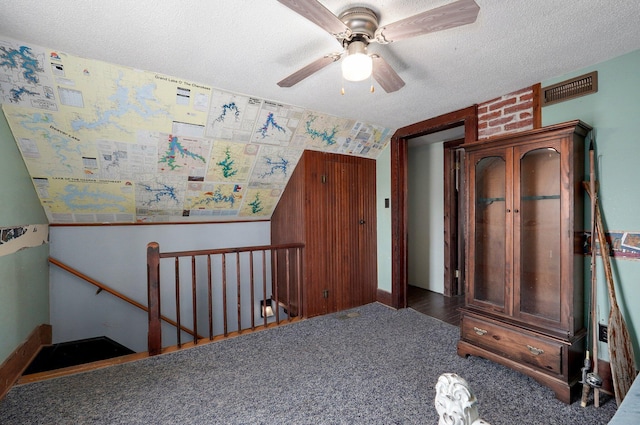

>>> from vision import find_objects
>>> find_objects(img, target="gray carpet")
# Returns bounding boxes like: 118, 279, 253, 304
0, 303, 617, 424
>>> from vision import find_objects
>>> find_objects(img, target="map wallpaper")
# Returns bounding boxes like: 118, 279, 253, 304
0, 37, 394, 224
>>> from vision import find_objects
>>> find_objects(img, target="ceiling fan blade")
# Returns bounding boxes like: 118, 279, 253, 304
277, 0, 351, 39
277, 54, 341, 87
371, 55, 405, 93
374, 0, 479, 43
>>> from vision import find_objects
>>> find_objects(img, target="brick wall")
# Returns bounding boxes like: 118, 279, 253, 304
478, 85, 539, 139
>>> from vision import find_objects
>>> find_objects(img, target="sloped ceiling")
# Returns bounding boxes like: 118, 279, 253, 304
1, 1, 639, 224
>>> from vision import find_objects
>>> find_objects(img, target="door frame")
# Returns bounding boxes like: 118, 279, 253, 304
443, 138, 465, 297
389, 105, 478, 309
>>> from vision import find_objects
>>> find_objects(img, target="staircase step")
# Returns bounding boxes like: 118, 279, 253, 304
24, 336, 135, 375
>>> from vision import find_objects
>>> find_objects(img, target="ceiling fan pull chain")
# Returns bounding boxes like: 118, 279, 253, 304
370, 73, 375, 93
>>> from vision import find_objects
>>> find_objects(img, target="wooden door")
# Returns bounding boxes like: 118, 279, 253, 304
305, 151, 331, 317
355, 157, 378, 309
325, 154, 377, 312
325, 158, 350, 312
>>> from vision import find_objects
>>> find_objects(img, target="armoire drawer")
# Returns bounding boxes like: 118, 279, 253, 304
461, 315, 562, 374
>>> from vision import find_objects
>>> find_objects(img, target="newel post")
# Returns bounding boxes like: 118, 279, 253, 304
147, 242, 161, 355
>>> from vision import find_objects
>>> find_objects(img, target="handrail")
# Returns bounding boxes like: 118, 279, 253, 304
49, 257, 201, 339
157, 242, 307, 258
147, 241, 305, 356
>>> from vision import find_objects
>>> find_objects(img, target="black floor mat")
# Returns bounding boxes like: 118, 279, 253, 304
24, 336, 135, 375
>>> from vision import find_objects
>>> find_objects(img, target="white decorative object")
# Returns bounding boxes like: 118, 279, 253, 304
435, 373, 491, 425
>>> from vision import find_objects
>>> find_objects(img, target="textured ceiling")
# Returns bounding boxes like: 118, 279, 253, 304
1, 1, 639, 224
2, 0, 639, 130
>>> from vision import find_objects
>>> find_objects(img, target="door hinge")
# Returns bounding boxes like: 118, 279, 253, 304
321, 174, 327, 184
455, 269, 460, 279
322, 289, 329, 299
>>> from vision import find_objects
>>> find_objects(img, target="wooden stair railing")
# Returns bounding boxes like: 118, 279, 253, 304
49, 257, 201, 340
147, 242, 304, 356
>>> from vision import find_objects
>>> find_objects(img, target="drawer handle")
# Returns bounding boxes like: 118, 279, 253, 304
527, 345, 545, 356
473, 326, 488, 336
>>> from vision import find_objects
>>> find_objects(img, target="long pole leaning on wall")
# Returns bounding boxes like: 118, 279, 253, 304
581, 140, 602, 407
584, 140, 637, 406
590, 140, 600, 407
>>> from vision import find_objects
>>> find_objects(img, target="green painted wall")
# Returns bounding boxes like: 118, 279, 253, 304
376, 145, 392, 293
0, 109, 49, 363
542, 49, 640, 366
407, 142, 444, 293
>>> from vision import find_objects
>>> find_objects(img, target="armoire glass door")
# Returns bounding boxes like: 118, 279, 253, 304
473, 155, 506, 309
518, 146, 561, 321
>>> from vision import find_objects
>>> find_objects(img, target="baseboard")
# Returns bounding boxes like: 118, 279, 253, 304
597, 358, 614, 396
0, 324, 52, 400
376, 288, 392, 307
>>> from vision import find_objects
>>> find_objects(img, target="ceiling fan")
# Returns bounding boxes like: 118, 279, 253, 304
276, 0, 480, 93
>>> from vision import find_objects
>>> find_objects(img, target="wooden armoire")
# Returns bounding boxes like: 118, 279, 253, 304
457, 120, 591, 403
271, 150, 378, 318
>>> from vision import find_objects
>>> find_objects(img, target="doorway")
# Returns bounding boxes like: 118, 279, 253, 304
406, 128, 465, 323
407, 128, 463, 293
389, 106, 478, 309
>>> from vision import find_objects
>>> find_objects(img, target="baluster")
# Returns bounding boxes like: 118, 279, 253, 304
147, 242, 161, 356
207, 254, 213, 340
222, 254, 228, 337
236, 251, 241, 334
262, 249, 268, 328
191, 255, 197, 345
273, 248, 280, 323
297, 246, 303, 317
175, 257, 181, 348
148, 243, 304, 352
249, 249, 255, 330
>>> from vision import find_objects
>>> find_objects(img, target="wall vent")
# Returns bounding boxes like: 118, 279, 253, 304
541, 71, 598, 106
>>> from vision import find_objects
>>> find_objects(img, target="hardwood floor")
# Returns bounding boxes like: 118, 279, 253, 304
407, 285, 464, 326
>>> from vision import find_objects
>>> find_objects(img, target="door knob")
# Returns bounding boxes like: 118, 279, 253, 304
359, 219, 366, 225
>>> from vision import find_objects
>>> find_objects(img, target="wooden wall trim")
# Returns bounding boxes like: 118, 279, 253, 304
597, 358, 614, 396
443, 138, 465, 297
532, 82, 542, 129
390, 106, 478, 309
376, 288, 393, 307
390, 134, 408, 309
394, 105, 478, 140
0, 324, 51, 400
50, 219, 270, 227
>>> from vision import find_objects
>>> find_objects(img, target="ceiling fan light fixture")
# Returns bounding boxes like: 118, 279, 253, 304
277, 0, 479, 92
341, 41, 372, 82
